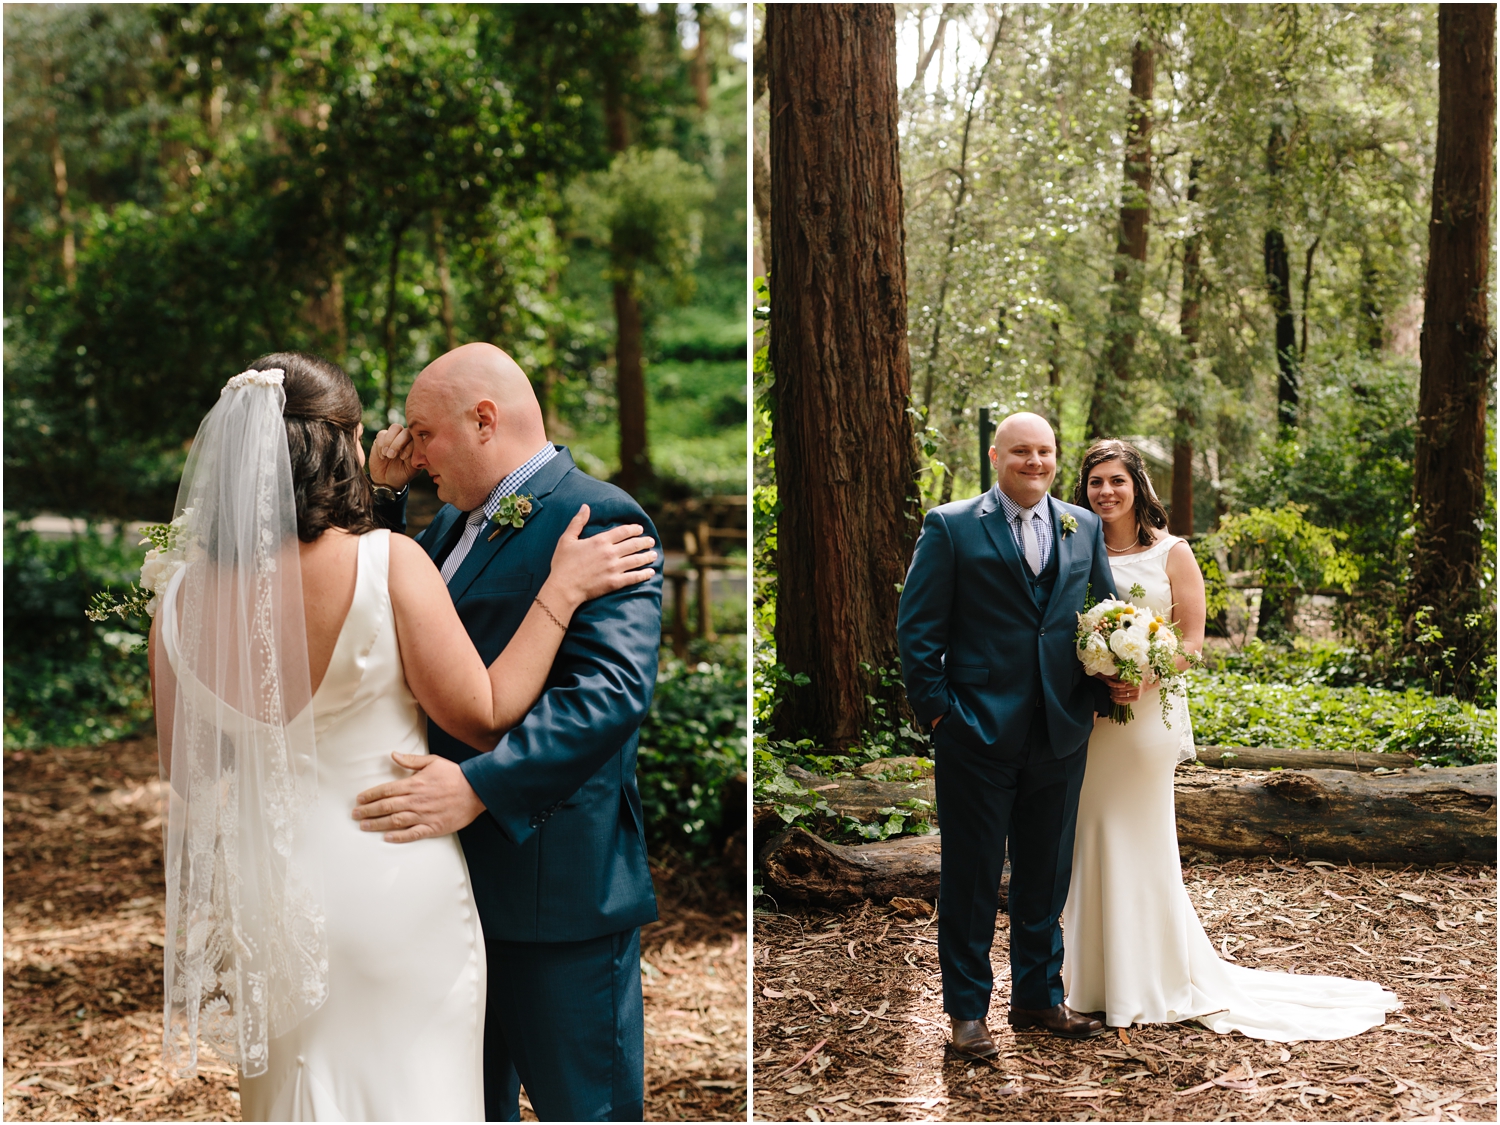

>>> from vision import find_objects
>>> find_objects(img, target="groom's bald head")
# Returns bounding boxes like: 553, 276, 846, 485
404, 343, 548, 510
990, 411, 1058, 508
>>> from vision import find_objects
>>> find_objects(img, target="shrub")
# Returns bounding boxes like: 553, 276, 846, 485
636, 641, 747, 867
3, 519, 153, 749
1188, 668, 1496, 766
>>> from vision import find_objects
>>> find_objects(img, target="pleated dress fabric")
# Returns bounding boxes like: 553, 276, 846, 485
1062, 535, 1400, 1041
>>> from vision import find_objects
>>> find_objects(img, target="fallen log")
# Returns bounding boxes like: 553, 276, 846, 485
1193, 746, 1417, 771
759, 747, 1421, 836
758, 766, 1496, 905
759, 828, 947, 907
1173, 764, 1496, 865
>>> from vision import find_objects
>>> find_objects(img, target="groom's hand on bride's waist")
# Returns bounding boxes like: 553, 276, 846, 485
352, 752, 487, 843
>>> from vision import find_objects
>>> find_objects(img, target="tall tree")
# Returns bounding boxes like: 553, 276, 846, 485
1407, 2, 1495, 692
768, 4, 919, 748
1171, 158, 1204, 537
1264, 124, 1299, 429
1088, 33, 1153, 439
601, 11, 651, 495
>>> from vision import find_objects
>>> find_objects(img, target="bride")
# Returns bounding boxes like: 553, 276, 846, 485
145, 352, 656, 1119
1062, 438, 1399, 1041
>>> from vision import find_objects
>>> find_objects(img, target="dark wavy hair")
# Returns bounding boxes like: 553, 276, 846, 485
251, 351, 377, 542
1071, 439, 1169, 548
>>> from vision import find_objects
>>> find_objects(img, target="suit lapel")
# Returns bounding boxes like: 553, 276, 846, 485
446, 446, 576, 602
978, 487, 1034, 601
1046, 495, 1073, 573
422, 506, 464, 563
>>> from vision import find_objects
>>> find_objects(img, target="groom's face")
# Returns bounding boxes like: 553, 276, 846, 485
990, 420, 1057, 508
404, 387, 493, 511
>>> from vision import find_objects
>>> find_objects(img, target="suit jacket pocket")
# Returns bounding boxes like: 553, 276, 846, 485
946, 664, 989, 685
465, 570, 534, 596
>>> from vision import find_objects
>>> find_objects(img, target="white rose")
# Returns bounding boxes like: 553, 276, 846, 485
1080, 632, 1118, 677
140, 549, 187, 617
1154, 626, 1179, 654
1109, 626, 1150, 666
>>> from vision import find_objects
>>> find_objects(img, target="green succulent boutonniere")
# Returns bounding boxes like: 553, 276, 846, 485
1059, 511, 1079, 538
488, 494, 534, 540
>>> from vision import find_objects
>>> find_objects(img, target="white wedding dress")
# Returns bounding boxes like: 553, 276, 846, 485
163, 530, 486, 1119
1062, 535, 1399, 1041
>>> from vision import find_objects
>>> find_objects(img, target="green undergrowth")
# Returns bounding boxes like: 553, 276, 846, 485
1187, 668, 1495, 767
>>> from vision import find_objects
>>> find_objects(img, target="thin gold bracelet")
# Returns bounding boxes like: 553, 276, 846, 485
534, 595, 568, 632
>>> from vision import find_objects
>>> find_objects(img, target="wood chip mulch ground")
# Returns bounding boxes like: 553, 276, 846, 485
752, 859, 1496, 1122
4, 737, 746, 1122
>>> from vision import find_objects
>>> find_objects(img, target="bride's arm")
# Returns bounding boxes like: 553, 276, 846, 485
1165, 540, 1207, 668
147, 615, 175, 783
389, 507, 656, 749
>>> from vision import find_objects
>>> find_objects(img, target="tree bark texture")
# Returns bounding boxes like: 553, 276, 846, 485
1265, 126, 1299, 429
613, 279, 650, 494
761, 828, 947, 907
758, 747, 1421, 838
1408, 3, 1496, 678
381, 221, 408, 422
768, 4, 920, 748
692, 3, 712, 112
432, 211, 457, 353
760, 765, 1496, 905
1171, 160, 1203, 537
603, 47, 652, 494
1088, 36, 1153, 439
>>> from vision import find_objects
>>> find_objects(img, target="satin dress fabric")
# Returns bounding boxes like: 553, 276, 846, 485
1062, 535, 1399, 1041
186, 530, 489, 1120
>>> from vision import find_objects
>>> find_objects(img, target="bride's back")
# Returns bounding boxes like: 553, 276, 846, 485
270, 351, 381, 690
299, 531, 360, 693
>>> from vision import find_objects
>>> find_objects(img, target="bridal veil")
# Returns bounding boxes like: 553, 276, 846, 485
156, 368, 329, 1078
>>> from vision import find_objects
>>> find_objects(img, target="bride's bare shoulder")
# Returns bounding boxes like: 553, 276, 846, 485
386, 531, 445, 599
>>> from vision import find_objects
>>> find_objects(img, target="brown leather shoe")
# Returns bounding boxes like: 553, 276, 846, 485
948, 1017, 1000, 1059
1008, 1003, 1106, 1039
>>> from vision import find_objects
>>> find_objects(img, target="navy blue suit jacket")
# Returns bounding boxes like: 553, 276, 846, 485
897, 490, 1116, 758
380, 447, 662, 943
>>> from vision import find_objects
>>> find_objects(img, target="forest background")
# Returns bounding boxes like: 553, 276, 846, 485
4, 2, 749, 881
752, 2, 1495, 836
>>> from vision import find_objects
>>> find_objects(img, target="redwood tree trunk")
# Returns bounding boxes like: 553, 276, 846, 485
604, 56, 653, 494
1407, 3, 1495, 692
613, 279, 649, 493
768, 4, 920, 747
1088, 36, 1153, 439
1171, 159, 1202, 537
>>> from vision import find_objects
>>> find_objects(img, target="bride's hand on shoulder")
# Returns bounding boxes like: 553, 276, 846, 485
543, 505, 657, 611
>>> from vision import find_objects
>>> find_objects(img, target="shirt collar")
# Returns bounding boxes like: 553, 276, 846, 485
995, 485, 1050, 523
476, 442, 558, 519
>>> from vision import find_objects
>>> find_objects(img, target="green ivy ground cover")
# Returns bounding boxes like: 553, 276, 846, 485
1187, 669, 1495, 767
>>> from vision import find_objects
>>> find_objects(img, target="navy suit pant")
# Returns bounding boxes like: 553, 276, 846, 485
933, 711, 1088, 1019
483, 928, 644, 1122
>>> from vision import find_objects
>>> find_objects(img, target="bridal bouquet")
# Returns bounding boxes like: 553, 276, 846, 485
1075, 596, 1189, 724
86, 509, 196, 622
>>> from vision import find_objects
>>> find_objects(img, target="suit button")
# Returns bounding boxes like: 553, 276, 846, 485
1040, 629, 1046, 636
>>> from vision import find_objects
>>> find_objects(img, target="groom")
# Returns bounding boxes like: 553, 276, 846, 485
354, 342, 661, 1121
897, 412, 1115, 1057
